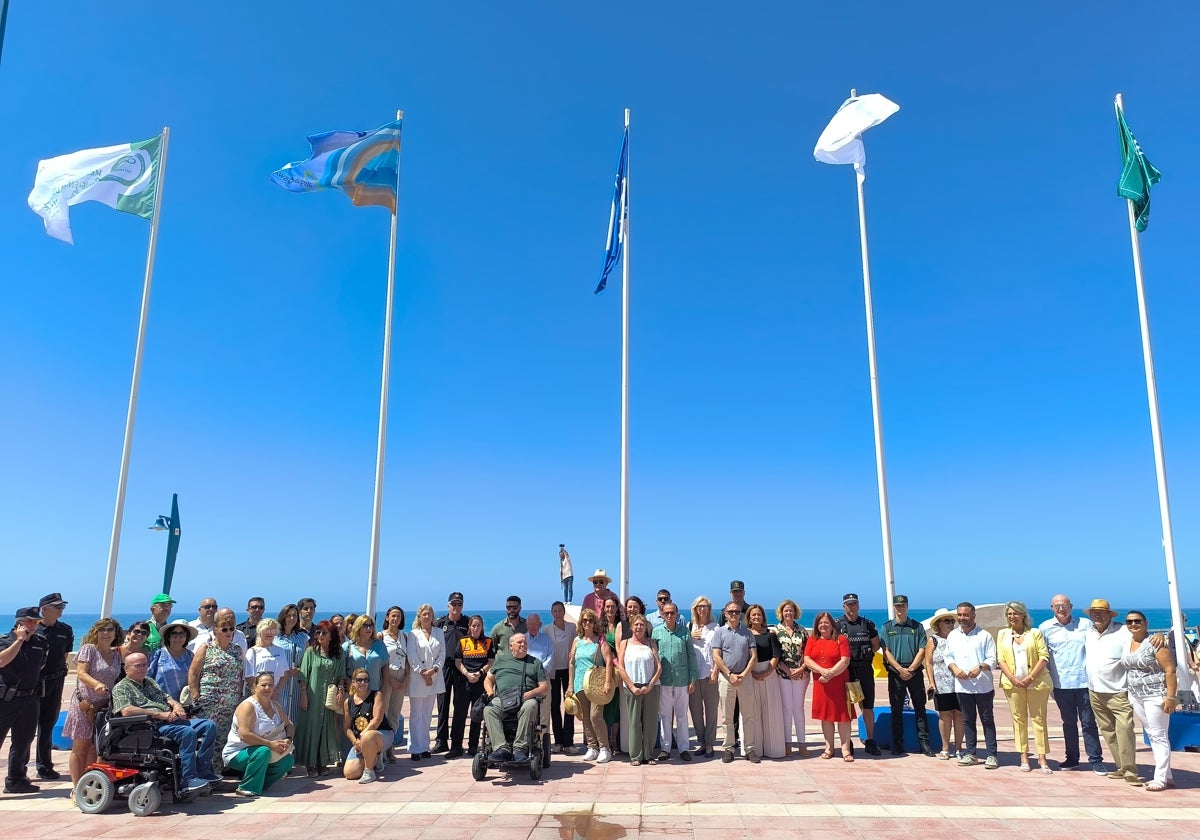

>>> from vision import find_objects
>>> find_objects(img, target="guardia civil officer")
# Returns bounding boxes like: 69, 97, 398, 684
35, 593, 73, 780
1, 607, 50, 794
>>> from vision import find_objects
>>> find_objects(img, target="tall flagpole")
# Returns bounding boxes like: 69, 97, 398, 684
365, 109, 404, 619
100, 126, 170, 618
848, 89, 897, 620
1115, 94, 1190, 688
619, 107, 631, 603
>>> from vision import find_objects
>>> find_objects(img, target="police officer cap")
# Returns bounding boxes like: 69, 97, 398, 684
39, 593, 67, 608
14, 607, 41, 621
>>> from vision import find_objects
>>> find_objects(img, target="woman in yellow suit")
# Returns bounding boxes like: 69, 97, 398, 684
997, 601, 1053, 773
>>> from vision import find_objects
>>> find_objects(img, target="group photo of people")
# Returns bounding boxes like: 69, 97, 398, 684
0, 574, 1191, 807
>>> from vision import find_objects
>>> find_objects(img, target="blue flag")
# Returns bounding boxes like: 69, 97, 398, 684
595, 128, 629, 295
269, 118, 402, 212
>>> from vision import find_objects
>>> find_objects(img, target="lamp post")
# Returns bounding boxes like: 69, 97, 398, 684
149, 493, 181, 595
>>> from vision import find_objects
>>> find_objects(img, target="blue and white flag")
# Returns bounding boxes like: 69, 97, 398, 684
595, 128, 629, 295
269, 118, 402, 212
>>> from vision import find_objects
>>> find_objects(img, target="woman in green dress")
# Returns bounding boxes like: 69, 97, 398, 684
296, 619, 344, 775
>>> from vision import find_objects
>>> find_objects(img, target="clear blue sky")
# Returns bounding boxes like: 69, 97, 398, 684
1, 2, 1197, 615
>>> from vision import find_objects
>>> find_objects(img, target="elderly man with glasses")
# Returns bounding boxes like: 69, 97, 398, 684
652, 602, 697, 761
712, 600, 757, 763
113, 652, 220, 795
1039, 595, 1105, 773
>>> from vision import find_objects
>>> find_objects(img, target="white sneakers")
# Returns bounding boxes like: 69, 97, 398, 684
597, 748, 612, 764
358, 769, 377, 784
583, 747, 599, 761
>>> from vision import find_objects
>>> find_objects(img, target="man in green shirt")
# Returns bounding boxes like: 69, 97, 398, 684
880, 595, 933, 756
652, 602, 697, 761
483, 634, 548, 763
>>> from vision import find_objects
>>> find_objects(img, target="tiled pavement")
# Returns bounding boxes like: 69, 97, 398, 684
2, 679, 1197, 838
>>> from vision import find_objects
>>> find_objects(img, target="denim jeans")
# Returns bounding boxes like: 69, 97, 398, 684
955, 691, 996, 758
159, 718, 218, 783
1051, 686, 1103, 765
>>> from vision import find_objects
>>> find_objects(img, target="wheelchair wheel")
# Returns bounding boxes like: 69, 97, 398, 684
128, 781, 161, 817
529, 750, 542, 780
542, 732, 552, 766
471, 750, 487, 781
76, 769, 115, 814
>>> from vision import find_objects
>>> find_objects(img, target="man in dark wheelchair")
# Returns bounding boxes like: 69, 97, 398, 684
110, 652, 220, 796
482, 633, 548, 765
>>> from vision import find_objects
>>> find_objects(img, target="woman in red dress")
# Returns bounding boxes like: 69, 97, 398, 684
804, 611, 854, 761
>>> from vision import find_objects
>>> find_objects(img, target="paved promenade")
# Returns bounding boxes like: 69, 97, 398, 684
2, 677, 1197, 838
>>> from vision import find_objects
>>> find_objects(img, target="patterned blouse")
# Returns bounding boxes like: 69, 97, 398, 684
1122, 640, 1169, 700
773, 622, 809, 671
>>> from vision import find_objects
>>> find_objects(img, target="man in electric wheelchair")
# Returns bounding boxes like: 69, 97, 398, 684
474, 633, 549, 779
109, 653, 220, 795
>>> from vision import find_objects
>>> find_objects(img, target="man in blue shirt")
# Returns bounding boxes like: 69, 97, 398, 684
1039, 594, 1104, 774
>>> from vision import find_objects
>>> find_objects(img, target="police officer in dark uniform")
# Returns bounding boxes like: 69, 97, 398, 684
836, 593, 882, 756
433, 592, 470, 755
35, 593, 73, 780
1, 607, 50, 794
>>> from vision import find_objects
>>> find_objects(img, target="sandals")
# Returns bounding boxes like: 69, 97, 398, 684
935, 751, 950, 761
821, 747, 834, 760
1145, 780, 1166, 791
841, 745, 854, 763
1019, 763, 1031, 772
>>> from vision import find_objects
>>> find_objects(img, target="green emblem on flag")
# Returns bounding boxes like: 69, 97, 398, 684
1115, 103, 1161, 233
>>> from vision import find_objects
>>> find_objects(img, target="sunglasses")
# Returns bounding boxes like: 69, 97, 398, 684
200, 604, 217, 610
657, 596, 669, 602
353, 677, 369, 683
1125, 618, 1146, 625
726, 609, 741, 615
315, 629, 330, 636
130, 629, 148, 636
662, 611, 678, 617
217, 626, 235, 632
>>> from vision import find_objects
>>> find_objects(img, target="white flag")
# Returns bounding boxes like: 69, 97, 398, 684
813, 93, 900, 180
27, 135, 162, 244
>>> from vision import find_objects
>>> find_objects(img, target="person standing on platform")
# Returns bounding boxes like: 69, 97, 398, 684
559, 545, 574, 604
1, 607, 49, 794
433, 592, 469, 754
1039, 594, 1105, 773
880, 595, 932, 756
944, 601, 999, 769
547, 602, 577, 754
34, 593, 72, 780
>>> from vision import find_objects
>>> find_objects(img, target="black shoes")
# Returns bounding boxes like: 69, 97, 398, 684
446, 746, 464, 759
891, 745, 906, 756
864, 739, 881, 756
489, 747, 514, 762
721, 750, 735, 763
655, 751, 670, 762
921, 746, 936, 757
431, 741, 449, 754
680, 750, 692, 762
4, 778, 40, 794
747, 752, 761, 764
513, 749, 529, 763
36, 768, 61, 781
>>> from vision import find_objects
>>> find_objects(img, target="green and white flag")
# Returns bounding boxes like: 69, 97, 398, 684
28, 134, 162, 244
1115, 103, 1161, 233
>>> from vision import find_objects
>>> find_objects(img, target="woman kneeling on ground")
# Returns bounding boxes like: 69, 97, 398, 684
223, 672, 296, 797
343, 666, 394, 783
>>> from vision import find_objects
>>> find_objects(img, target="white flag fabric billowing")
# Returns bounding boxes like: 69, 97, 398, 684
28, 135, 162, 244
813, 93, 900, 180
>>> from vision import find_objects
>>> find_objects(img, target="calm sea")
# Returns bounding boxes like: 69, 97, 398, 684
43, 606, 1199, 652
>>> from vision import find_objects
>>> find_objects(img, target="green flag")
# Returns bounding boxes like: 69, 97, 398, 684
1115, 102, 1161, 232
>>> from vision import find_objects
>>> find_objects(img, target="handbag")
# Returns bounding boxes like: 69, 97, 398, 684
497, 685, 523, 713
324, 683, 340, 711
845, 679, 865, 716
583, 666, 615, 705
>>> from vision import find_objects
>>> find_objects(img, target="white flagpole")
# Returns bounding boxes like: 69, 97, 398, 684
99, 126, 170, 619
1115, 94, 1190, 689
848, 89, 897, 620
365, 109, 404, 620
619, 107, 631, 604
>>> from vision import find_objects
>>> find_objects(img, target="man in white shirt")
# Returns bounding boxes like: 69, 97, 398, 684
1084, 598, 1139, 785
943, 602, 999, 769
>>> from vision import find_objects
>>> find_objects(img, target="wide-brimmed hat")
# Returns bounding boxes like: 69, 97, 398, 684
161, 620, 198, 644
563, 692, 581, 719
1088, 599, 1118, 616
927, 609, 957, 631
583, 666, 615, 705
588, 569, 612, 585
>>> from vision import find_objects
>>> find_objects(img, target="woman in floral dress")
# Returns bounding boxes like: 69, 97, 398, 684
64, 618, 124, 795
188, 612, 245, 761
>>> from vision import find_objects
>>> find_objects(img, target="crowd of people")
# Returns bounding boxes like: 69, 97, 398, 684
0, 575, 1193, 802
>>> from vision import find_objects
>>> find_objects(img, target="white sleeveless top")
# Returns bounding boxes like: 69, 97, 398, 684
222, 697, 283, 762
